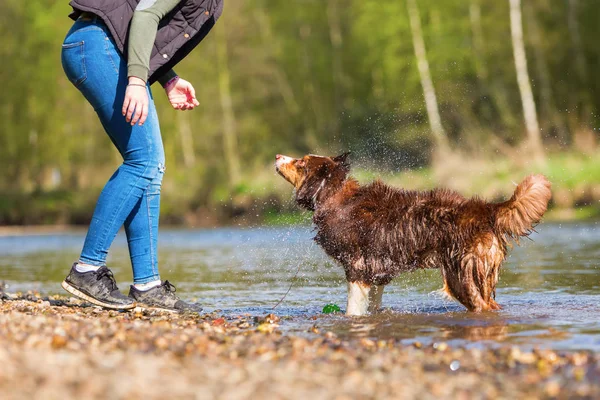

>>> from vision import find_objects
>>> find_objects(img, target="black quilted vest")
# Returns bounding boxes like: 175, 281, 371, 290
68, 0, 224, 84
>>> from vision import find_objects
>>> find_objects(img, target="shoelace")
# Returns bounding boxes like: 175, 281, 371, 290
96, 268, 118, 291
162, 280, 177, 294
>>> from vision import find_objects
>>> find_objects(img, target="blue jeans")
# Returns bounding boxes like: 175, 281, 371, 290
61, 17, 164, 284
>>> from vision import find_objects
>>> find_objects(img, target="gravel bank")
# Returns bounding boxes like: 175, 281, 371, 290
0, 293, 598, 400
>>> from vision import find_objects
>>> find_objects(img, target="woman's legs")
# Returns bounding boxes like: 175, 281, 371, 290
79, 97, 165, 284
62, 18, 163, 284
122, 146, 164, 284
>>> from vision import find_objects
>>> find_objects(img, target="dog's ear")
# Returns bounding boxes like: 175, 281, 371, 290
296, 176, 322, 211
333, 152, 351, 171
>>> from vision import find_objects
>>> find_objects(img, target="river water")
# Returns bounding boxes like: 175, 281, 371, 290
1, 222, 598, 351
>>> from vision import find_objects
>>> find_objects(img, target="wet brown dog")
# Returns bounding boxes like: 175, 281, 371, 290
275, 153, 551, 315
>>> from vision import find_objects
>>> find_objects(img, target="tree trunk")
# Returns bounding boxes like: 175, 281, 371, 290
216, 23, 241, 187
568, 0, 591, 117
525, 2, 568, 145
469, 0, 487, 81
509, 0, 544, 162
469, 0, 517, 147
567, 0, 596, 151
177, 112, 196, 168
406, 0, 450, 155
327, 0, 344, 137
299, 24, 321, 150
254, 8, 300, 117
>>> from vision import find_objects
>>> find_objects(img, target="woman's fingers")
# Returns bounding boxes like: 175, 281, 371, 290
139, 102, 148, 126
187, 85, 199, 108
125, 99, 136, 123
130, 100, 139, 125
170, 97, 197, 111
131, 102, 143, 126
165, 79, 199, 111
122, 96, 131, 118
123, 86, 149, 125
135, 98, 149, 126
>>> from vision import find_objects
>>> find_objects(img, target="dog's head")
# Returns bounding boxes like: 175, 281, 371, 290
275, 152, 351, 210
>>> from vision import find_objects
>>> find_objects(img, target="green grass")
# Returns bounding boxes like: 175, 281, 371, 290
353, 151, 599, 201
266, 151, 600, 225
2, 151, 598, 226
544, 152, 600, 189
158, 150, 600, 225
545, 204, 600, 221
262, 210, 312, 226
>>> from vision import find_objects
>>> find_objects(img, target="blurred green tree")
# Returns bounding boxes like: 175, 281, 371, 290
0, 0, 598, 224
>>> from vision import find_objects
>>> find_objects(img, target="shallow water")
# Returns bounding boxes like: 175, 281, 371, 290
1, 222, 599, 351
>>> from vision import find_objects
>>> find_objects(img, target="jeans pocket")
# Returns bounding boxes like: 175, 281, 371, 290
61, 41, 87, 88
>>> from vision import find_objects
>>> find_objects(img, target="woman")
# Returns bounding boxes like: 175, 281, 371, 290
60, 0, 223, 311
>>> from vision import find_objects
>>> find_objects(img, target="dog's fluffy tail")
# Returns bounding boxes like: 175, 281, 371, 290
494, 174, 551, 238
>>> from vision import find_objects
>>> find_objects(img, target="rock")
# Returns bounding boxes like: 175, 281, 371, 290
256, 323, 279, 334
545, 380, 561, 397
51, 335, 67, 349
0, 296, 599, 399
449, 360, 460, 371
433, 342, 448, 351
154, 337, 169, 350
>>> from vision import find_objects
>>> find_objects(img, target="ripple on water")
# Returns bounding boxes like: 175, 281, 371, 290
0, 223, 598, 350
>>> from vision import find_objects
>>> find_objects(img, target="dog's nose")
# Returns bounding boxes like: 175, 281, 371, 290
275, 154, 282, 160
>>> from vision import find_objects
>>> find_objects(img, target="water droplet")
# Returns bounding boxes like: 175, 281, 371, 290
450, 360, 460, 371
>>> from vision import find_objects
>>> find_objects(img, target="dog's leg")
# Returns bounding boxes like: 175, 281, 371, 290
368, 285, 384, 313
346, 281, 371, 316
484, 263, 502, 309
485, 238, 504, 310
443, 256, 490, 312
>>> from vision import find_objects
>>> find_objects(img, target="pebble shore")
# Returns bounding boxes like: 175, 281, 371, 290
1, 292, 598, 399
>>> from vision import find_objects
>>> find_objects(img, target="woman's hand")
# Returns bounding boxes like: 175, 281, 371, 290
165, 77, 199, 110
122, 77, 149, 126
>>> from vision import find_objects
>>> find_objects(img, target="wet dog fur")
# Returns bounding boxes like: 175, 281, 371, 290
275, 153, 551, 315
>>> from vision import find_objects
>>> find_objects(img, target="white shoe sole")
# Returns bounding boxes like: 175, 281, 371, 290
61, 280, 135, 310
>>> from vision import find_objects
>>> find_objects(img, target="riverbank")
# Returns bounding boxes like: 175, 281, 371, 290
1, 151, 598, 227
1, 292, 598, 399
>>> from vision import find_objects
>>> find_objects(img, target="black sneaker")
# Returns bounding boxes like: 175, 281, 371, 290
61, 264, 135, 310
128, 280, 202, 313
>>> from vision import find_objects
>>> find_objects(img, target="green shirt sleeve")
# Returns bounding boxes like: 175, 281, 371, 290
127, 0, 182, 83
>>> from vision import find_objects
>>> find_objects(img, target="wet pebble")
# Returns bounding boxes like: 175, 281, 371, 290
433, 342, 448, 352
0, 293, 599, 399
449, 360, 460, 371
